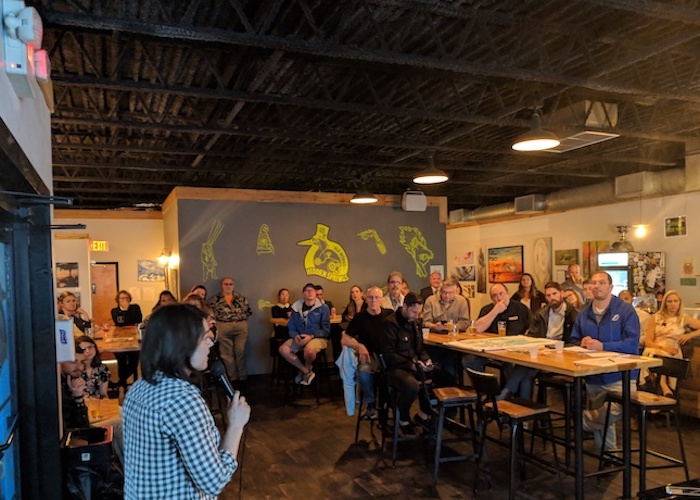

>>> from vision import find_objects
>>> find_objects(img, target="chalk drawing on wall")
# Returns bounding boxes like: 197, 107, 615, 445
398, 226, 434, 278
257, 299, 273, 311
357, 229, 387, 255
201, 219, 224, 281
256, 224, 275, 255
297, 224, 350, 283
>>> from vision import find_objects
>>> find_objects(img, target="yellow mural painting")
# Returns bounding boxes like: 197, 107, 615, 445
256, 223, 275, 255
257, 299, 273, 311
398, 226, 434, 278
357, 229, 387, 255
297, 224, 349, 283
201, 219, 224, 282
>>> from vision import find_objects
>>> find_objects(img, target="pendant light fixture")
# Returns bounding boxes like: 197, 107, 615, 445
413, 154, 448, 184
511, 111, 560, 151
350, 187, 378, 204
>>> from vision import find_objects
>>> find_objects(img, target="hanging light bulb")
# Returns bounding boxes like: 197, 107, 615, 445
512, 111, 560, 151
634, 224, 648, 238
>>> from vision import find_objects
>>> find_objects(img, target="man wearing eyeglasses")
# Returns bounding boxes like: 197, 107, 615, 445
381, 271, 405, 311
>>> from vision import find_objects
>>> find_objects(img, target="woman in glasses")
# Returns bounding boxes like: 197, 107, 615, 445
76, 335, 110, 398
123, 304, 250, 499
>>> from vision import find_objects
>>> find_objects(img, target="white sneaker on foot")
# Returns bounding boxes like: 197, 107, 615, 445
301, 371, 316, 386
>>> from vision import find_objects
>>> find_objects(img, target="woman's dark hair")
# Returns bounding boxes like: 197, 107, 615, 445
152, 290, 177, 312
76, 335, 102, 367
277, 288, 289, 300
140, 304, 208, 383
517, 273, 540, 299
190, 284, 207, 295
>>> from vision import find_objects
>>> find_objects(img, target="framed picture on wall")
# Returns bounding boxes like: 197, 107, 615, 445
56, 262, 79, 288
138, 260, 165, 282
487, 246, 524, 283
554, 249, 578, 266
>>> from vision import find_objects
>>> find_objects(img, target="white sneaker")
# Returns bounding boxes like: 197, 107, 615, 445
301, 371, 316, 386
294, 371, 303, 384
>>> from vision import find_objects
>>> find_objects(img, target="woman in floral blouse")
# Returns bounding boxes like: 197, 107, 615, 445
77, 335, 110, 398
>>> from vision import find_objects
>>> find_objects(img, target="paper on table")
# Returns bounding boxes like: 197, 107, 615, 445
564, 346, 597, 353
585, 351, 622, 358
573, 356, 625, 367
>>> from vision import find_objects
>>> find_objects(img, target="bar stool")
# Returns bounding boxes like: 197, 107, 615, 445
468, 368, 560, 500
430, 386, 478, 487
598, 357, 690, 492
536, 372, 575, 468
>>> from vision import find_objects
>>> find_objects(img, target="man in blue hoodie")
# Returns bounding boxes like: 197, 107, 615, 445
570, 271, 640, 452
279, 283, 331, 385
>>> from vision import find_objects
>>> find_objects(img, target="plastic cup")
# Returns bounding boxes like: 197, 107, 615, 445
422, 327, 430, 340
497, 321, 507, 336
529, 346, 539, 359
555, 340, 564, 353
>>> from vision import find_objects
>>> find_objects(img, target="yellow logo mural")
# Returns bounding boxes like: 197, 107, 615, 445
201, 219, 224, 281
297, 224, 349, 283
399, 226, 434, 278
256, 224, 275, 255
357, 229, 387, 255
257, 299, 273, 311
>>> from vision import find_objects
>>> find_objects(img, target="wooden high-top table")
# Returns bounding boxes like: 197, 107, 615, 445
424, 332, 662, 499
94, 326, 141, 353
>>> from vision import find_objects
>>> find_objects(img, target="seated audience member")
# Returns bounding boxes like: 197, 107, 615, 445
61, 339, 124, 464
58, 291, 92, 333
381, 271, 405, 311
422, 277, 470, 332
122, 304, 250, 498
342, 285, 366, 323
270, 288, 293, 340
152, 290, 177, 311
314, 284, 335, 318
401, 279, 410, 297
641, 290, 700, 396
463, 283, 531, 400
582, 279, 594, 304
618, 290, 651, 348
512, 273, 546, 312
562, 288, 585, 312
279, 283, 331, 385
419, 271, 442, 303
561, 263, 584, 297
189, 284, 207, 300
380, 293, 454, 434
341, 286, 393, 418
61, 344, 90, 431
529, 282, 578, 343
111, 290, 143, 391
77, 335, 110, 398
570, 272, 639, 452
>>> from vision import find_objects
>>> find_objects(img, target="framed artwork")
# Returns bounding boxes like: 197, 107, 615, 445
665, 216, 686, 237
138, 260, 165, 282
487, 246, 524, 283
56, 262, 79, 288
554, 249, 578, 266
460, 282, 476, 299
452, 265, 475, 281
532, 237, 552, 290
477, 248, 486, 293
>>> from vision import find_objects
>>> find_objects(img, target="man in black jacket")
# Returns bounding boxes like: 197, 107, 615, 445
529, 281, 578, 343
61, 342, 89, 431
380, 293, 453, 434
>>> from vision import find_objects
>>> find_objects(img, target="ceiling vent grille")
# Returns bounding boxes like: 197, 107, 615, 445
545, 130, 620, 153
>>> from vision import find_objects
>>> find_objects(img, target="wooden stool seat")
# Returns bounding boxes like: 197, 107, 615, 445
487, 398, 550, 419
607, 390, 675, 407
434, 387, 477, 404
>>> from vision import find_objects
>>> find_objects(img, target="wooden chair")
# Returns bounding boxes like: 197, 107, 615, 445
467, 368, 560, 499
598, 357, 690, 492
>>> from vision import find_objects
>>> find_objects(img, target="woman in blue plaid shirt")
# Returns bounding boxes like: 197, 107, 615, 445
123, 304, 250, 499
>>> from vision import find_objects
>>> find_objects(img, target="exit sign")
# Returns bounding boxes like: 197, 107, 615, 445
91, 240, 109, 252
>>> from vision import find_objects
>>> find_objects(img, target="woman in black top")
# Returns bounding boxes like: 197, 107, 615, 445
270, 288, 292, 340
111, 290, 143, 391
342, 285, 366, 323
511, 273, 546, 313
57, 290, 92, 333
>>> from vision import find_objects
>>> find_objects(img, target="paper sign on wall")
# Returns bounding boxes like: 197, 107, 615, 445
56, 318, 75, 362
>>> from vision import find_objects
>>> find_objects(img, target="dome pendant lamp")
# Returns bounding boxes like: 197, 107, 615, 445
413, 154, 449, 184
512, 112, 560, 151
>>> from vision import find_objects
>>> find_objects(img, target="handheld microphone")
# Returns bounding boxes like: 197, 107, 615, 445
209, 360, 235, 398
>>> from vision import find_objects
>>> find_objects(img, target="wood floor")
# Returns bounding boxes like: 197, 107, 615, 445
218, 376, 700, 500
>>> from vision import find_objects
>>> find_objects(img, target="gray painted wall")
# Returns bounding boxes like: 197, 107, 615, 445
175, 198, 446, 375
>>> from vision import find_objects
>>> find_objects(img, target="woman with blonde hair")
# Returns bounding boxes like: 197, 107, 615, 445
57, 291, 92, 333
641, 290, 700, 396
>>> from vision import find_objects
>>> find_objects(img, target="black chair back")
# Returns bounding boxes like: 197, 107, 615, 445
651, 357, 690, 381
466, 368, 500, 397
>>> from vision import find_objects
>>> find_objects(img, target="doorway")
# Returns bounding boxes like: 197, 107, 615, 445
90, 262, 119, 326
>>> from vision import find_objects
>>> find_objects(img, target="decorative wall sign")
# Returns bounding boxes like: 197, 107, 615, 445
665, 216, 686, 237
477, 248, 486, 293
357, 229, 387, 254
297, 223, 350, 283
487, 246, 524, 283
256, 224, 275, 255
202, 219, 224, 281
399, 226, 434, 278
452, 266, 475, 281
460, 282, 476, 298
